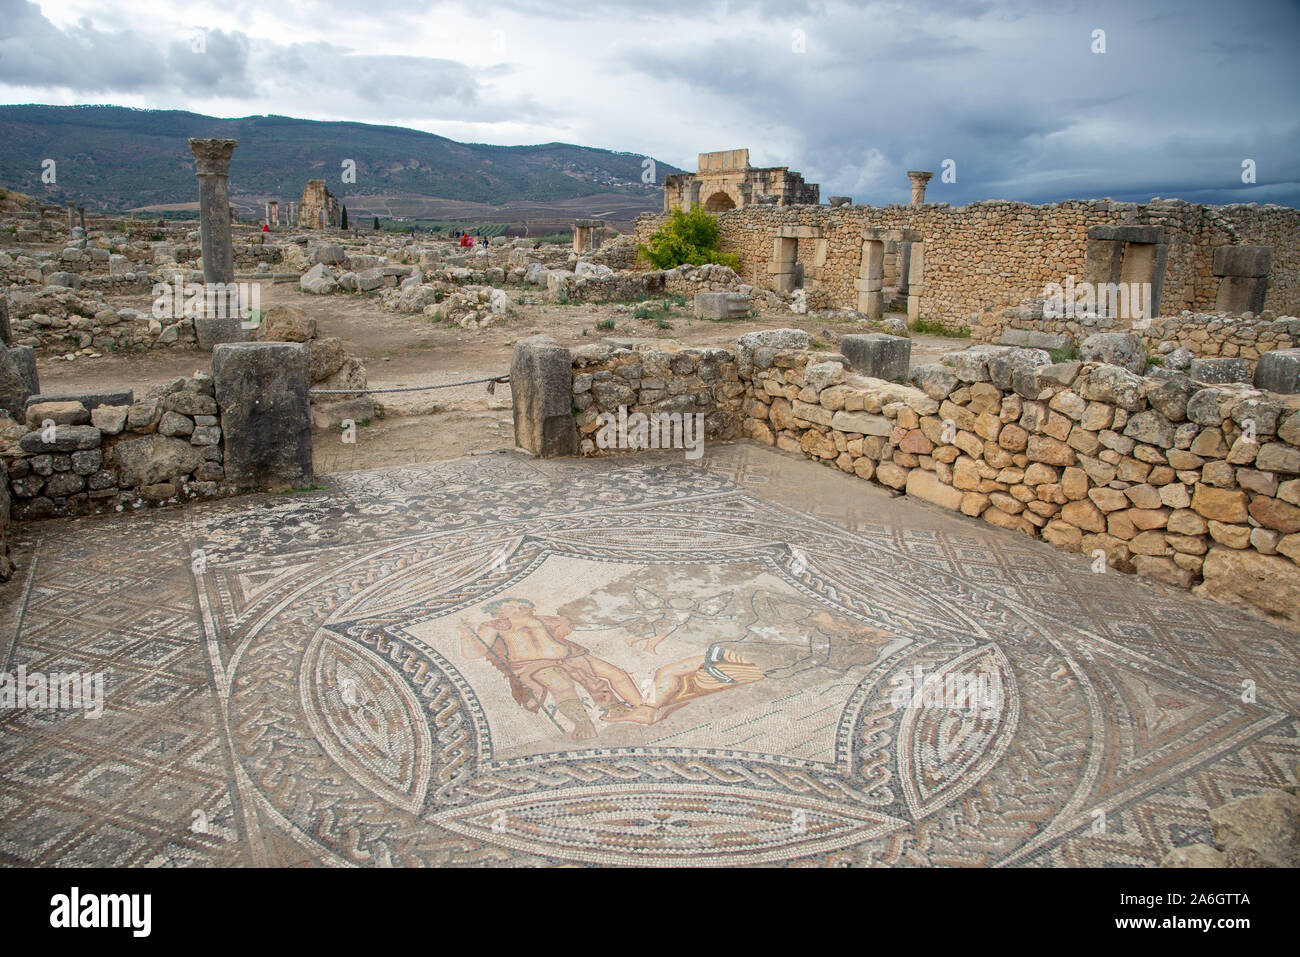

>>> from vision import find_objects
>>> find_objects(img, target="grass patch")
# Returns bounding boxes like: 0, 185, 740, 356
1048, 344, 1080, 363
907, 318, 971, 338
275, 484, 326, 495
596, 318, 616, 331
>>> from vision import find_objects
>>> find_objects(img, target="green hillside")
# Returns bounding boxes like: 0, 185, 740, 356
0, 104, 682, 211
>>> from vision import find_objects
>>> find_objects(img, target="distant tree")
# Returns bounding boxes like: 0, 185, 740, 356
373, 215, 380, 231
340, 205, 348, 230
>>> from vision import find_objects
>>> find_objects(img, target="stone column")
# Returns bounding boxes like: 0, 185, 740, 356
269, 201, 279, 227
907, 171, 934, 206
907, 244, 926, 321
855, 239, 884, 318
188, 138, 238, 285
212, 343, 313, 489
510, 336, 577, 458
66, 202, 75, 231
78, 207, 86, 233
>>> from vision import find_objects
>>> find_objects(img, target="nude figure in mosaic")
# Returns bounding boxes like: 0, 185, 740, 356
458, 597, 644, 740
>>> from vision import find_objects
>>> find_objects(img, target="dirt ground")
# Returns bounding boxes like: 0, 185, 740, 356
35, 281, 967, 473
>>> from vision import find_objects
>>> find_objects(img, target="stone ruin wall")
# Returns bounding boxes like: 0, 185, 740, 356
515, 331, 1300, 627
2, 377, 230, 522
298, 180, 340, 229
739, 345, 1300, 627
0, 341, 318, 581
975, 310, 1300, 373
632, 200, 1300, 325
570, 343, 745, 455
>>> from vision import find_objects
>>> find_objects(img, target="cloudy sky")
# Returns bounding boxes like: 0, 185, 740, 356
2, 0, 1297, 206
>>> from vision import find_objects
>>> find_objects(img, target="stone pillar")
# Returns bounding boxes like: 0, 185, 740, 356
78, 207, 86, 233
907, 171, 934, 206
769, 237, 798, 294
66, 202, 75, 231
212, 343, 313, 489
855, 240, 884, 318
907, 243, 925, 321
269, 201, 279, 227
0, 345, 39, 419
510, 336, 577, 458
1213, 245, 1272, 315
188, 138, 238, 285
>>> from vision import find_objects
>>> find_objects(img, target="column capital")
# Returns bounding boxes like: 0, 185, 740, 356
906, 170, 934, 205
188, 138, 238, 176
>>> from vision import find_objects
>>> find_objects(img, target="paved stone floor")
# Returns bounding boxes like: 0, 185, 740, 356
1, 442, 1297, 867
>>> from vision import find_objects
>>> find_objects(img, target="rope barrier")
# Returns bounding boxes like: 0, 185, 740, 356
308, 374, 509, 396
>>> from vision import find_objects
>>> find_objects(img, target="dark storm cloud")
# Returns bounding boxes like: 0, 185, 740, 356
0, 0, 1295, 206
619, 0, 1300, 206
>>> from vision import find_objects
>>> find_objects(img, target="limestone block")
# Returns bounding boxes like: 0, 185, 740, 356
27, 389, 132, 412
1215, 276, 1268, 315
1080, 332, 1146, 374
108, 434, 204, 487
998, 329, 1073, 351
1253, 349, 1300, 394
693, 292, 751, 320
1212, 245, 1272, 278
1188, 357, 1249, 385
511, 336, 577, 458
841, 334, 911, 384
0, 346, 38, 419
212, 342, 313, 489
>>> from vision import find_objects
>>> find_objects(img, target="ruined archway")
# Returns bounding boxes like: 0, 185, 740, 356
703, 191, 736, 212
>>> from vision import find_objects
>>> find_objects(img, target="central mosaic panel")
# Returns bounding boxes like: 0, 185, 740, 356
192, 464, 1283, 867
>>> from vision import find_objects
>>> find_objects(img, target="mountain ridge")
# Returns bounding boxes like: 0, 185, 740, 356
0, 104, 681, 221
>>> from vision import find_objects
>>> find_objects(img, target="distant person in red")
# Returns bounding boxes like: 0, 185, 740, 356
262, 223, 270, 232
459, 232, 473, 248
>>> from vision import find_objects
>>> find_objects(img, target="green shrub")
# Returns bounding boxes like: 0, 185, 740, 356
596, 318, 615, 330
633, 306, 655, 320
656, 318, 672, 330
1048, 344, 1080, 363
638, 207, 740, 271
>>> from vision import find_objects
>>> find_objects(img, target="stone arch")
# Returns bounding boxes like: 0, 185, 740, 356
703, 191, 737, 212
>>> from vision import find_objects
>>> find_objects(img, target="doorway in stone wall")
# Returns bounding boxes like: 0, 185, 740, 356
704, 192, 736, 212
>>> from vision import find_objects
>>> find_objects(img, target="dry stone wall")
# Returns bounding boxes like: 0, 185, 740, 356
633, 199, 1300, 325
570, 342, 745, 455
739, 342, 1300, 626
1, 375, 229, 520
976, 304, 1300, 373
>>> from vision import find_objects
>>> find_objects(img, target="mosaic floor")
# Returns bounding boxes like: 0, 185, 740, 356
1, 442, 1297, 867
